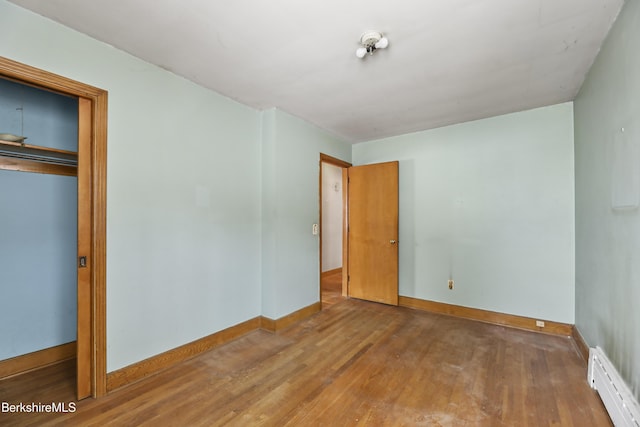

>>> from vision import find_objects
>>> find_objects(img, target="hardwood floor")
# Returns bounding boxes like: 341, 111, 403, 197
321, 269, 345, 309
0, 298, 611, 426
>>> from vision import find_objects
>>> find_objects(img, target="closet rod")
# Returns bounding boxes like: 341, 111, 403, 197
0, 139, 77, 167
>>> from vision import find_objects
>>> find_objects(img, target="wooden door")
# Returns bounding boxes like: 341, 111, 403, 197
348, 161, 399, 305
76, 97, 92, 399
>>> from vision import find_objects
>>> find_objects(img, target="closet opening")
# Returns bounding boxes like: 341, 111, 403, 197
0, 76, 80, 395
0, 56, 107, 399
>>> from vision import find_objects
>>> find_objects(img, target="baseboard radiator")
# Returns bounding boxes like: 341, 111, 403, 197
588, 347, 640, 427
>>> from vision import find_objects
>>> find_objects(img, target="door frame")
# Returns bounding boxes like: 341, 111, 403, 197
319, 153, 351, 305
0, 56, 108, 398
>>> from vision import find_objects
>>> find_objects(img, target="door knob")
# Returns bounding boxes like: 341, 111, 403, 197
390, 240, 397, 244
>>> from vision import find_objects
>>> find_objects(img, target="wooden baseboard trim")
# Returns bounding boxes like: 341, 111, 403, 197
321, 268, 342, 279
398, 296, 573, 336
0, 341, 76, 380
260, 302, 322, 333
106, 317, 261, 392
107, 302, 323, 392
260, 316, 276, 332
572, 325, 590, 362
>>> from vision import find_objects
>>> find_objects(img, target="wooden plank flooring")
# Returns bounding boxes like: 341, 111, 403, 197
0, 298, 611, 426
321, 270, 345, 309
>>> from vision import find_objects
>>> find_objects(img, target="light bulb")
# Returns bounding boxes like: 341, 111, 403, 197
356, 47, 367, 58
375, 37, 389, 49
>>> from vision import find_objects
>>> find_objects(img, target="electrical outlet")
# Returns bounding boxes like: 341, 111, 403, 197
536, 320, 545, 328
448, 279, 454, 290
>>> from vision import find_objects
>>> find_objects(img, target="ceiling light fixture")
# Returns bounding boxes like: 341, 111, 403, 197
355, 31, 389, 59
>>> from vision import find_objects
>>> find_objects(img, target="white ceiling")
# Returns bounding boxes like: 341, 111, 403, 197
10, 0, 624, 143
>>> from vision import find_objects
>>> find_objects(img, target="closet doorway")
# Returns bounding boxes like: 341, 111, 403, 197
0, 56, 107, 399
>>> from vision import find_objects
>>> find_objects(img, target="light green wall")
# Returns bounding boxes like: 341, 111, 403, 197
261, 109, 351, 319
354, 103, 575, 323
574, 0, 640, 400
0, 0, 262, 372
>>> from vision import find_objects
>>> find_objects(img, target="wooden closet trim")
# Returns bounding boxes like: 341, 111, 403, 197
0, 56, 108, 397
